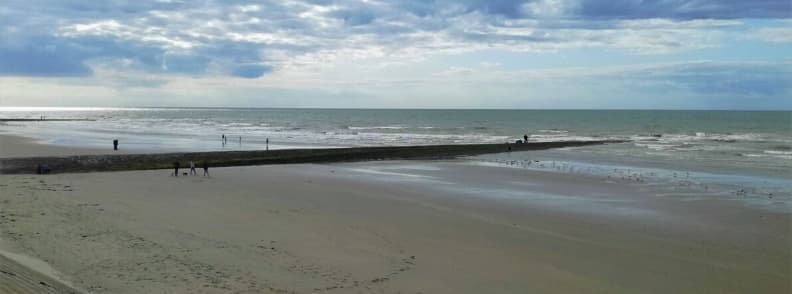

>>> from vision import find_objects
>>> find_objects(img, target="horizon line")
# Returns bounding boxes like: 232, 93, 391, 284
0, 106, 790, 112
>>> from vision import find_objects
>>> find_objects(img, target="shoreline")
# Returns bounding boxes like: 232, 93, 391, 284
0, 119, 94, 122
0, 134, 123, 158
0, 138, 624, 174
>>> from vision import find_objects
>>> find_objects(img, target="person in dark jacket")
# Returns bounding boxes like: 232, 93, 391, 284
173, 161, 180, 177
202, 161, 210, 177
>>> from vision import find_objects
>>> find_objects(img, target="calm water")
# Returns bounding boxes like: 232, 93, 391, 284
1, 107, 790, 178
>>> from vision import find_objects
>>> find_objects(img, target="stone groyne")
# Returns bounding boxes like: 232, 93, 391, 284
0, 140, 625, 174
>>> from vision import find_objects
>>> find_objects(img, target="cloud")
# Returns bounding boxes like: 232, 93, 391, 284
631, 61, 792, 96
0, 0, 789, 80
478, 60, 792, 99
331, 8, 376, 26
231, 64, 273, 78
3, 59, 789, 109
436, 67, 476, 76
0, 40, 92, 77
749, 27, 792, 43
575, 0, 791, 19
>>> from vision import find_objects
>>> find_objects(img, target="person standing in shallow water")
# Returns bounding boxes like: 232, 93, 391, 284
523, 134, 528, 143
113, 139, 118, 150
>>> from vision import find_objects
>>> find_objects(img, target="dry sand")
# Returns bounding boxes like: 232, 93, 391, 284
0, 135, 790, 293
0, 250, 78, 293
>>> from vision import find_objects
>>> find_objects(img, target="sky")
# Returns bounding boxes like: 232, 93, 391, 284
0, 0, 791, 109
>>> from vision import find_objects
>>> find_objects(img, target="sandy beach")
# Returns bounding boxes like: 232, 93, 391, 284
3, 0, 791, 291
0, 134, 136, 158
0, 136, 790, 293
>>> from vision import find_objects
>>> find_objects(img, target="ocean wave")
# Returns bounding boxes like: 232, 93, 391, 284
535, 129, 569, 134
628, 132, 792, 155
347, 125, 408, 130
666, 133, 766, 143
630, 133, 776, 149
742, 153, 792, 160
634, 143, 678, 151
529, 134, 608, 142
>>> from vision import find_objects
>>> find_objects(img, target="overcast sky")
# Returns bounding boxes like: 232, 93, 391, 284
1, 0, 790, 109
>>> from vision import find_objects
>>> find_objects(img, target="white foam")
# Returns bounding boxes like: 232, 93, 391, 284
742, 152, 792, 160
535, 129, 569, 134
529, 134, 607, 142
347, 125, 408, 130
347, 168, 432, 179
634, 143, 677, 151
765, 150, 792, 155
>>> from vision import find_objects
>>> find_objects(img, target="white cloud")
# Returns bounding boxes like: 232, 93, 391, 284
523, 0, 578, 17
0, 0, 790, 108
4, 0, 766, 77
751, 27, 792, 43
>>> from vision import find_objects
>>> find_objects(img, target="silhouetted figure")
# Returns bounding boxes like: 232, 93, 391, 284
202, 161, 210, 177
523, 134, 528, 143
113, 139, 119, 150
266, 138, 269, 151
189, 161, 196, 175
173, 161, 180, 177
239, 136, 242, 145
36, 163, 50, 174
222, 134, 226, 145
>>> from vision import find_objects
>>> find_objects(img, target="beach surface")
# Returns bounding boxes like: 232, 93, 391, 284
0, 134, 137, 158
0, 135, 790, 293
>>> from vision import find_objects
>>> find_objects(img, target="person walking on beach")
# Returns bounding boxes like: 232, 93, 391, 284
173, 161, 180, 177
189, 161, 197, 176
202, 161, 210, 177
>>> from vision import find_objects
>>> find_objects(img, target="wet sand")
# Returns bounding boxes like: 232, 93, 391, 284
0, 134, 113, 158
0, 161, 789, 293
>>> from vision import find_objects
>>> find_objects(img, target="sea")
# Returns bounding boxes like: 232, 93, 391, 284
1, 107, 790, 211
